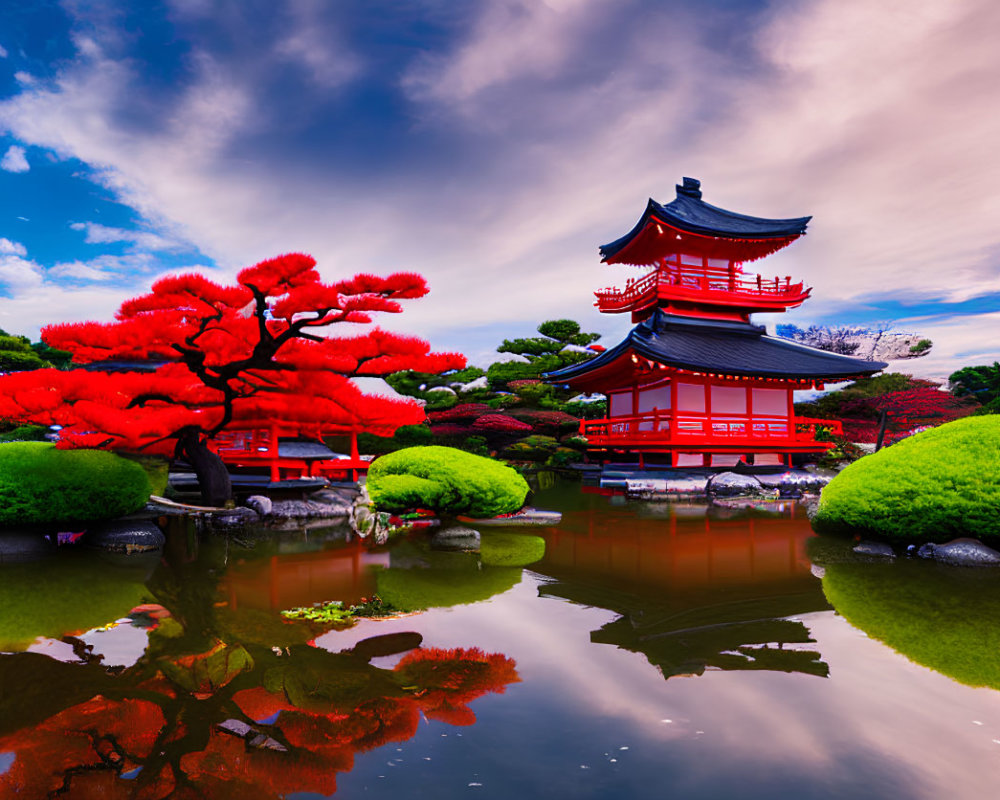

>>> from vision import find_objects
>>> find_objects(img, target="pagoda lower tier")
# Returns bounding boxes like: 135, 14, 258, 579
544, 311, 887, 468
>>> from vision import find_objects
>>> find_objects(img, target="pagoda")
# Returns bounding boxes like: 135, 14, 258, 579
545, 178, 885, 468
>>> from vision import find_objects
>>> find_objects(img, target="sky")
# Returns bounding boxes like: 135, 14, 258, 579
0, 0, 998, 381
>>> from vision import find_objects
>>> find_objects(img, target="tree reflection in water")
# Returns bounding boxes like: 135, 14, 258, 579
530, 485, 831, 680
0, 526, 518, 798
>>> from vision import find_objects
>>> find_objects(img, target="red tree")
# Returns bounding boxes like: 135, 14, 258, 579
839, 381, 975, 448
0, 253, 464, 503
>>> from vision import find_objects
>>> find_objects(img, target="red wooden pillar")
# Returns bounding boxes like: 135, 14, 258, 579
269, 424, 280, 483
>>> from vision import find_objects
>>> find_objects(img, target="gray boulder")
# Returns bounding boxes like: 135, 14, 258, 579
430, 526, 481, 552
85, 520, 165, 553
707, 472, 776, 498
853, 541, 896, 558
270, 499, 350, 519
245, 495, 273, 516
917, 538, 1000, 567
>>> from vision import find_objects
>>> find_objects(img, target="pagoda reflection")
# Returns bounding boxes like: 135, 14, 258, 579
533, 498, 830, 679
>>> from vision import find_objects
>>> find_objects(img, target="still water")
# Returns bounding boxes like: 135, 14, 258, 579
2, 479, 1000, 798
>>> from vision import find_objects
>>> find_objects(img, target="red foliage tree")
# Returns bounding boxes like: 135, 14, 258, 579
838, 380, 975, 448
0, 254, 464, 503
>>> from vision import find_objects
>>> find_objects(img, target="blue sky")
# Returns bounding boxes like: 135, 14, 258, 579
1, 0, 999, 379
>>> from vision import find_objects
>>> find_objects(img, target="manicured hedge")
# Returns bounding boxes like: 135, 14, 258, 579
0, 442, 152, 526
813, 416, 1000, 540
822, 559, 1000, 689
367, 446, 529, 517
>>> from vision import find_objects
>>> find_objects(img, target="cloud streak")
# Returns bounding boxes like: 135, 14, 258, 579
0, 0, 997, 377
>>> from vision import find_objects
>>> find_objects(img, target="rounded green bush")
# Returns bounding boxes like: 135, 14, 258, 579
822, 559, 1000, 689
813, 416, 1000, 540
367, 446, 529, 517
0, 443, 152, 527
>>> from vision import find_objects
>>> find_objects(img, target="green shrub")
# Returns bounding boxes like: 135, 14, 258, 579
546, 446, 584, 468
460, 435, 490, 457
0, 424, 49, 443
503, 435, 559, 461
909, 338, 932, 354
813, 416, 1000, 540
367, 446, 529, 517
563, 400, 607, 419
480, 532, 545, 567
822, 559, 1000, 689
0, 443, 152, 526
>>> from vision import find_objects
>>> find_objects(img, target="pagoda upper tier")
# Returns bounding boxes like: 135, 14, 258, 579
595, 178, 812, 322
599, 177, 811, 265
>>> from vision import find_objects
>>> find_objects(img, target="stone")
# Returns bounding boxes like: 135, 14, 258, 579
85, 520, 165, 553
244, 495, 273, 516
626, 477, 708, 499
430, 526, 481, 552
209, 507, 260, 530
270, 499, 350, 519
918, 538, 1000, 567
707, 472, 775, 498
853, 541, 896, 558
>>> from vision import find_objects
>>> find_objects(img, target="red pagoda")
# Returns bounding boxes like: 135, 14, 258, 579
545, 178, 885, 468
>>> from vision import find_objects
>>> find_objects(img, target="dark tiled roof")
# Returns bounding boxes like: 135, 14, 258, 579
599, 178, 811, 262
545, 312, 886, 382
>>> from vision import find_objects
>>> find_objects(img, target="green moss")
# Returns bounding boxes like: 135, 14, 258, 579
813, 416, 1000, 540
480, 532, 545, 567
0, 555, 150, 650
822, 559, 1000, 689
374, 564, 521, 611
367, 446, 529, 517
0, 443, 152, 526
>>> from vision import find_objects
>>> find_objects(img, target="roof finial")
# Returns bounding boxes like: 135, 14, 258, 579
676, 177, 702, 200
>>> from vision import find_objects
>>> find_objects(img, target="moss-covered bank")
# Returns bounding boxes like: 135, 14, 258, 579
813, 416, 1000, 541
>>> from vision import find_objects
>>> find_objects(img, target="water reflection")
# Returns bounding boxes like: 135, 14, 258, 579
815, 539, 1000, 690
0, 523, 519, 797
531, 483, 829, 679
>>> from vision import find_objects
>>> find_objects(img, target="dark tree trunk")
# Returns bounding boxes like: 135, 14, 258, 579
875, 409, 889, 452
179, 429, 232, 506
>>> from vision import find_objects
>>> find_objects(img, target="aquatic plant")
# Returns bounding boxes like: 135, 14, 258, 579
0, 442, 152, 526
367, 446, 529, 517
812, 416, 1000, 540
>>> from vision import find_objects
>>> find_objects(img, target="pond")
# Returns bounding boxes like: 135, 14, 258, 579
2, 478, 1000, 798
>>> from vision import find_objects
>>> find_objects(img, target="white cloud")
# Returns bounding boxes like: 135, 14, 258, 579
69, 221, 185, 252
0, 44, 8, 59
0, 145, 29, 172
0, 250, 44, 292
0, 238, 27, 256
0, 0, 998, 377
272, 0, 360, 89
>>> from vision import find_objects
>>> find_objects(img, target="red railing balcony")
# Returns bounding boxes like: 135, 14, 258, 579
578, 412, 842, 452
594, 265, 810, 314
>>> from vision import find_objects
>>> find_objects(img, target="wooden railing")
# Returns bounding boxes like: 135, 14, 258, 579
594, 265, 806, 312
578, 412, 842, 448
